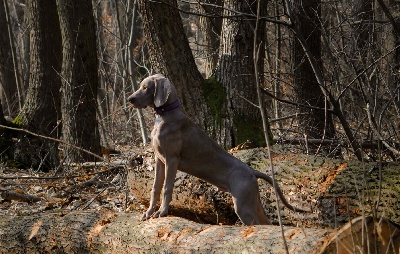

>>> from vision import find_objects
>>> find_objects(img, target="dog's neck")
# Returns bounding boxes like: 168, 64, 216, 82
154, 100, 180, 115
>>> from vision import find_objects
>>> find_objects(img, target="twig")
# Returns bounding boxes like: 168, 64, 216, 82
337, 44, 400, 100
0, 124, 104, 161
253, 1, 288, 253
269, 113, 309, 123
365, 104, 400, 156
0, 166, 124, 180
81, 187, 108, 210
58, 175, 100, 198
261, 87, 336, 114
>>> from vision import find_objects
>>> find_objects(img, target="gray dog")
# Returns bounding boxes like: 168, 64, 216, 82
128, 74, 308, 225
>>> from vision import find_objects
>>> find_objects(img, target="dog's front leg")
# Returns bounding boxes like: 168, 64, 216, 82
152, 156, 179, 218
142, 157, 165, 220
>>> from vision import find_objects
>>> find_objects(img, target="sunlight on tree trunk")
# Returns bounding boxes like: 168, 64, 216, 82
215, 0, 269, 148
14, 0, 62, 169
137, 0, 207, 127
57, 0, 101, 163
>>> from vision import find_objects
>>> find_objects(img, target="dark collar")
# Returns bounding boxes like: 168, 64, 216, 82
155, 100, 180, 115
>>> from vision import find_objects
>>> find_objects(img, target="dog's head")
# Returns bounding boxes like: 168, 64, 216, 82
128, 74, 173, 109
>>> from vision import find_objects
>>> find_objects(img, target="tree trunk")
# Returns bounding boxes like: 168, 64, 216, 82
137, 0, 207, 127
0, 0, 18, 117
352, 0, 374, 57
0, 99, 13, 162
198, 0, 223, 78
291, 0, 336, 152
0, 98, 4, 124
377, 0, 400, 112
57, 0, 102, 163
14, 0, 62, 169
215, 0, 268, 148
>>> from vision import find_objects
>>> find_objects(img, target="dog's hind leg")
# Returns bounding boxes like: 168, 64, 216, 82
230, 173, 261, 225
256, 193, 271, 225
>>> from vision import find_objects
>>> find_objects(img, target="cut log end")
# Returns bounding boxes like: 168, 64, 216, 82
320, 216, 400, 254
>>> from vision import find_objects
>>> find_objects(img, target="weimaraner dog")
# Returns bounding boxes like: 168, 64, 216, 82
128, 74, 308, 225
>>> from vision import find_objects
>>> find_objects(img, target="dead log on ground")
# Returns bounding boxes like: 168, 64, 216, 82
127, 148, 400, 228
0, 211, 398, 253
0, 191, 42, 203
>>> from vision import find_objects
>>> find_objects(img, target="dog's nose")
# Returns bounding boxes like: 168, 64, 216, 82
128, 95, 135, 104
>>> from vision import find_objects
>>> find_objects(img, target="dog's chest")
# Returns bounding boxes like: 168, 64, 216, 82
151, 119, 162, 150
151, 118, 182, 161
151, 119, 170, 157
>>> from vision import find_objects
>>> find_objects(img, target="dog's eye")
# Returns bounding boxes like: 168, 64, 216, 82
143, 85, 147, 90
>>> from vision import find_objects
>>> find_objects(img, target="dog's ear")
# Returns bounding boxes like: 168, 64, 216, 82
154, 77, 172, 107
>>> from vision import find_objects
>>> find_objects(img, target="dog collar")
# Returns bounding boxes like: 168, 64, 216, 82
155, 100, 180, 115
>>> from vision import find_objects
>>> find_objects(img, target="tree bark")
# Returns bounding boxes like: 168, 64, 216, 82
137, 0, 207, 127
57, 0, 102, 163
0, 99, 13, 162
0, 0, 18, 116
198, 0, 223, 78
352, 0, 374, 57
291, 0, 336, 150
215, 0, 268, 148
0, 98, 4, 124
13, 0, 62, 169
0, 210, 398, 253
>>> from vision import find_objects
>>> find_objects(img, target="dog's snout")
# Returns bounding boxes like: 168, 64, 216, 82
128, 95, 136, 104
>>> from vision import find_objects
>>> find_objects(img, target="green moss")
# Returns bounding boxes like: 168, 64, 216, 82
202, 76, 227, 124
202, 76, 274, 148
0, 116, 24, 167
233, 114, 264, 147
11, 114, 24, 127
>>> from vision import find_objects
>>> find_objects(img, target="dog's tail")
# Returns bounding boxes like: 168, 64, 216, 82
253, 170, 311, 213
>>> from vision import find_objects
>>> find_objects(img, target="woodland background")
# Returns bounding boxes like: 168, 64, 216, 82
0, 0, 399, 165
0, 0, 400, 253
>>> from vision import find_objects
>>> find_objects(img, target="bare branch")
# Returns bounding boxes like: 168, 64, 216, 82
0, 124, 104, 161
366, 104, 400, 156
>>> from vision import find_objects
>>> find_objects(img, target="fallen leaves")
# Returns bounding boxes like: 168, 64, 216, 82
0, 150, 135, 217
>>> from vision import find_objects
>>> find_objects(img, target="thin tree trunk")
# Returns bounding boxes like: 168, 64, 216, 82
352, 0, 374, 57
291, 0, 336, 153
127, 0, 148, 144
274, 1, 283, 132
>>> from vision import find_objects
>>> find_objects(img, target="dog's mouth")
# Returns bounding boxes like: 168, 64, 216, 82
129, 102, 148, 109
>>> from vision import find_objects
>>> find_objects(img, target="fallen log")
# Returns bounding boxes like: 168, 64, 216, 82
127, 148, 400, 228
0, 191, 42, 203
0, 211, 398, 253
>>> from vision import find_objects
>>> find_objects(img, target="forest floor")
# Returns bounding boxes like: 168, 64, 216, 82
0, 143, 302, 220
0, 142, 396, 227
0, 145, 145, 218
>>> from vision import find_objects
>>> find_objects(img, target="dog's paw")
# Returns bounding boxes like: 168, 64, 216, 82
141, 212, 150, 221
153, 209, 168, 218
141, 208, 155, 220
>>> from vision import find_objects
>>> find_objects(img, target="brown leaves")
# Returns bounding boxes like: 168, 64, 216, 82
0, 162, 129, 216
